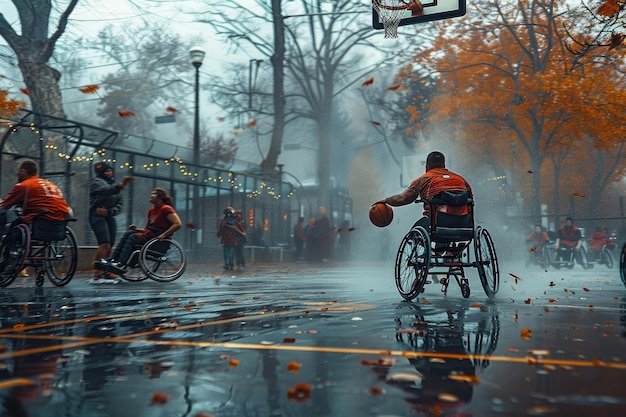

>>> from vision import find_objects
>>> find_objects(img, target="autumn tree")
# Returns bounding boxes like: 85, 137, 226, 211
0, 89, 24, 118
398, 0, 626, 219
0, 0, 79, 117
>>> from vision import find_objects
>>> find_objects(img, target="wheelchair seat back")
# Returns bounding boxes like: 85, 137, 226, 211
428, 191, 474, 244
31, 218, 67, 242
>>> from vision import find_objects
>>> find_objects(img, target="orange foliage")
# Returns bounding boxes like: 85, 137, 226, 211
0, 90, 25, 117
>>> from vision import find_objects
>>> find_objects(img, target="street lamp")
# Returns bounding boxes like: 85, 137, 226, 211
189, 46, 205, 252
189, 46, 205, 165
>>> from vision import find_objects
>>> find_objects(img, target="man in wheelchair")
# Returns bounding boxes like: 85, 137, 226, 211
376, 151, 472, 233
94, 188, 181, 279
0, 160, 72, 272
554, 217, 582, 265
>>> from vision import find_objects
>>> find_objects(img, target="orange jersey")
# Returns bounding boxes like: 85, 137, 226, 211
408, 167, 472, 216
0, 176, 71, 223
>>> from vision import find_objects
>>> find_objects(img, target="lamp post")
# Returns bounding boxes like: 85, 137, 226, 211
189, 46, 205, 165
189, 46, 205, 252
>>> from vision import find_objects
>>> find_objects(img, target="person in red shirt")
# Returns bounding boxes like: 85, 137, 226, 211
94, 188, 182, 276
0, 159, 71, 224
376, 151, 472, 229
217, 206, 246, 271
555, 217, 582, 263
527, 225, 550, 247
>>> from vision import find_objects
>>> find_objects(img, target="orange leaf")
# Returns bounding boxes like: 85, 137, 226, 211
165, 106, 178, 113
79, 84, 100, 94
371, 121, 381, 126
286, 361, 301, 374
520, 328, 533, 339
369, 386, 384, 395
287, 383, 312, 402
151, 392, 170, 405
572, 192, 585, 198
20, 88, 30, 96
524, 298, 532, 304
361, 77, 374, 86
229, 359, 240, 367
387, 83, 402, 91
118, 110, 135, 117
529, 246, 537, 252
509, 272, 522, 284
247, 119, 257, 128
597, 0, 620, 17
583, 287, 590, 292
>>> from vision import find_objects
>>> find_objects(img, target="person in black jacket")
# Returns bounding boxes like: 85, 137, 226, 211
88, 162, 133, 284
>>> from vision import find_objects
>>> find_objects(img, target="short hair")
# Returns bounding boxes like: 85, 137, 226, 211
565, 217, 573, 223
18, 159, 38, 176
426, 151, 445, 168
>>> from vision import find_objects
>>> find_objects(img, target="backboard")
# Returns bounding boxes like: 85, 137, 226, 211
372, 0, 466, 30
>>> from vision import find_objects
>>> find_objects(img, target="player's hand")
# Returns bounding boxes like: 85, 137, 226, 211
95, 207, 108, 216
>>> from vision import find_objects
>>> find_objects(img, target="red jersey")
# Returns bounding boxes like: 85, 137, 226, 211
0, 176, 71, 223
589, 232, 607, 251
217, 218, 245, 246
527, 231, 549, 244
408, 167, 472, 216
146, 203, 176, 235
557, 226, 581, 248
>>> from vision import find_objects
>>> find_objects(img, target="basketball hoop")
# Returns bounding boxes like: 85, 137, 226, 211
372, 0, 423, 39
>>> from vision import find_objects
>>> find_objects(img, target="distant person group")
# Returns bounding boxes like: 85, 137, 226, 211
292, 206, 353, 263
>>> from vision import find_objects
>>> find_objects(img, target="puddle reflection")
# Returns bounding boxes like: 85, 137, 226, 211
389, 301, 500, 415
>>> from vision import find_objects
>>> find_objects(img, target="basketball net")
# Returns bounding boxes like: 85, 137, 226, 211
373, 0, 423, 39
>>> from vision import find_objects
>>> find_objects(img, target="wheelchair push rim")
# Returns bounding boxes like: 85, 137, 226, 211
395, 227, 430, 301
140, 238, 186, 282
474, 226, 500, 298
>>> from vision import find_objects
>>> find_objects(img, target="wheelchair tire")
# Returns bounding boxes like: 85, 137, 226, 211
474, 227, 499, 298
395, 226, 430, 301
579, 246, 590, 269
119, 251, 149, 282
140, 238, 186, 282
619, 243, 626, 286
602, 247, 614, 269
0, 224, 30, 287
44, 226, 77, 287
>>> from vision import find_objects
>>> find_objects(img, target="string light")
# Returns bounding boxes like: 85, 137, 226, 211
4, 122, 298, 201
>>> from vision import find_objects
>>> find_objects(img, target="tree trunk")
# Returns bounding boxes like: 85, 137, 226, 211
261, 0, 286, 176
18, 53, 65, 117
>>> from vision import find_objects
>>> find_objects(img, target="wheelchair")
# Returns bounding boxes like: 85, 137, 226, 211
394, 191, 500, 301
99, 236, 186, 282
551, 245, 589, 269
0, 213, 77, 288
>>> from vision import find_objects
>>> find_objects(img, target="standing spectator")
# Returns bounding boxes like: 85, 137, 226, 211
304, 217, 316, 261
234, 209, 247, 269
315, 206, 332, 262
217, 207, 245, 271
89, 162, 133, 283
293, 217, 306, 261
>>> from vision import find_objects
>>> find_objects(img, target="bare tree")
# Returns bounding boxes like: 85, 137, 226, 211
200, 0, 381, 208
0, 0, 79, 117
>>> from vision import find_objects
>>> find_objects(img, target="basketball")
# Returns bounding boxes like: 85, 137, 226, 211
369, 203, 393, 227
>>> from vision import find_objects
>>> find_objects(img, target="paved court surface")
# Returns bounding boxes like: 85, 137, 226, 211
0, 259, 624, 416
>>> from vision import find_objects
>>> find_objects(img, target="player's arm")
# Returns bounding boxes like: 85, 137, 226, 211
378, 186, 419, 207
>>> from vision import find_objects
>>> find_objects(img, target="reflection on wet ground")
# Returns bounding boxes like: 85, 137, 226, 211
0, 263, 624, 416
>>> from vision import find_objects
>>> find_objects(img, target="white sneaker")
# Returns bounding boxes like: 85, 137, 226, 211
88, 275, 121, 285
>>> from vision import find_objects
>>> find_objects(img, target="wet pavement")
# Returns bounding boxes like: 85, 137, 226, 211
0, 260, 625, 416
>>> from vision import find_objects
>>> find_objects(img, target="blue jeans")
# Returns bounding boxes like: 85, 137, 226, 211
223, 245, 235, 269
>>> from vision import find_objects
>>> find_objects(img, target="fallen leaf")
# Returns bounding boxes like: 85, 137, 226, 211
20, 88, 30, 96
572, 192, 585, 198
361, 77, 374, 86
369, 386, 384, 395
79, 84, 100, 94
166, 106, 178, 113
286, 361, 301, 374
229, 359, 240, 367
371, 120, 381, 126
387, 83, 402, 91
118, 110, 135, 117
520, 328, 533, 339
287, 383, 312, 402
151, 392, 170, 405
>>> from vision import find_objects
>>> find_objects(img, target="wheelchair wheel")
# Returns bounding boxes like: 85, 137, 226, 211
474, 227, 499, 298
120, 251, 149, 282
0, 224, 30, 287
140, 238, 186, 282
602, 247, 614, 269
539, 245, 550, 269
578, 246, 590, 269
619, 243, 626, 286
44, 227, 77, 287
395, 227, 430, 301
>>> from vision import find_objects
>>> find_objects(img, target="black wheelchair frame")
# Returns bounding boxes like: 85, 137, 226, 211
0, 215, 78, 287
585, 243, 614, 269
394, 191, 500, 300
551, 245, 590, 270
